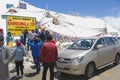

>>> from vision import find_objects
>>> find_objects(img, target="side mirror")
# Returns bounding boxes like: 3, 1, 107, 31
96, 44, 104, 49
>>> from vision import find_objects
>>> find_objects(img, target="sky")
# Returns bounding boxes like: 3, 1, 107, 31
23, 0, 120, 18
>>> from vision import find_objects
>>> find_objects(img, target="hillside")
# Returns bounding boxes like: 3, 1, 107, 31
0, 0, 120, 39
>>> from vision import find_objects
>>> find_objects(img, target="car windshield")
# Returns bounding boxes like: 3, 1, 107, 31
68, 39, 96, 50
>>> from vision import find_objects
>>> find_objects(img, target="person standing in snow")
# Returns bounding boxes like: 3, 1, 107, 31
45, 30, 56, 44
0, 28, 4, 40
0, 36, 12, 80
20, 31, 26, 46
28, 35, 43, 74
39, 28, 46, 42
12, 40, 26, 78
6, 32, 13, 47
24, 30, 34, 51
40, 35, 58, 80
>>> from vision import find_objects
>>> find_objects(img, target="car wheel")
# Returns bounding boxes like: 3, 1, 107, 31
114, 54, 120, 65
85, 63, 95, 78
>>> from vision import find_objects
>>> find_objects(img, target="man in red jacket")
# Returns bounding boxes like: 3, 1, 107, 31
40, 35, 58, 80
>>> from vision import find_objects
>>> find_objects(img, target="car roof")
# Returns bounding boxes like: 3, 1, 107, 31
79, 37, 97, 40
78, 35, 117, 40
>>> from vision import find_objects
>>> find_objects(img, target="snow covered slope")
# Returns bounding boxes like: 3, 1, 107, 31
0, 0, 120, 38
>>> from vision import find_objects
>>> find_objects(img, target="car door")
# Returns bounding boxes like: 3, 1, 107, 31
104, 37, 116, 63
95, 37, 109, 67
109, 37, 120, 61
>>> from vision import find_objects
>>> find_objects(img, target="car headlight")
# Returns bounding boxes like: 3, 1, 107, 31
71, 56, 84, 65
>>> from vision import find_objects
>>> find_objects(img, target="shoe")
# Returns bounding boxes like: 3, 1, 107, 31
20, 76, 23, 79
21, 74, 24, 78
37, 72, 40, 74
36, 70, 40, 74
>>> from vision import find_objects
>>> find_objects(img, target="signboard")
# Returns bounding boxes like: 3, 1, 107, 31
6, 16, 36, 36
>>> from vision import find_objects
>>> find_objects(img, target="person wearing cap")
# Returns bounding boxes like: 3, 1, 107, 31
12, 41, 27, 78
0, 37, 12, 80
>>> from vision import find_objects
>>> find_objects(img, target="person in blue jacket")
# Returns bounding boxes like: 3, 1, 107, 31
6, 32, 13, 47
28, 35, 42, 74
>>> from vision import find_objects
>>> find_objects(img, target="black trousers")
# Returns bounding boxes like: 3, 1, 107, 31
15, 60, 24, 76
42, 62, 55, 80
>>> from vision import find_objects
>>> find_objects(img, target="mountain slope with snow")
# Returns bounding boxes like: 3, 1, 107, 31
0, 0, 120, 38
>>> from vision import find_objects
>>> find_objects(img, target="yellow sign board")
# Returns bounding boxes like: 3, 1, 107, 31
6, 16, 36, 36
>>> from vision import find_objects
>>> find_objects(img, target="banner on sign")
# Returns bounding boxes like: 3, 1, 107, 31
6, 16, 36, 36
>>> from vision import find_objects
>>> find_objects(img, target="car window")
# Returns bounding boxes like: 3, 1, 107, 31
111, 37, 119, 44
105, 37, 114, 46
96, 38, 105, 46
68, 39, 96, 50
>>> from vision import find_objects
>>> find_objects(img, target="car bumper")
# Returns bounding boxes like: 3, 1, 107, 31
56, 62, 86, 75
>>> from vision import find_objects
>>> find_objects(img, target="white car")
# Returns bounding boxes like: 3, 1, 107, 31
57, 36, 120, 78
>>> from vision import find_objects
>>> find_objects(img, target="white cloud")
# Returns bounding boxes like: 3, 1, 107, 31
110, 8, 120, 16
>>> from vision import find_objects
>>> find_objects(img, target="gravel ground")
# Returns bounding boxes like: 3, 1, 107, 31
9, 51, 60, 80
9, 66, 59, 80
9, 45, 87, 80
